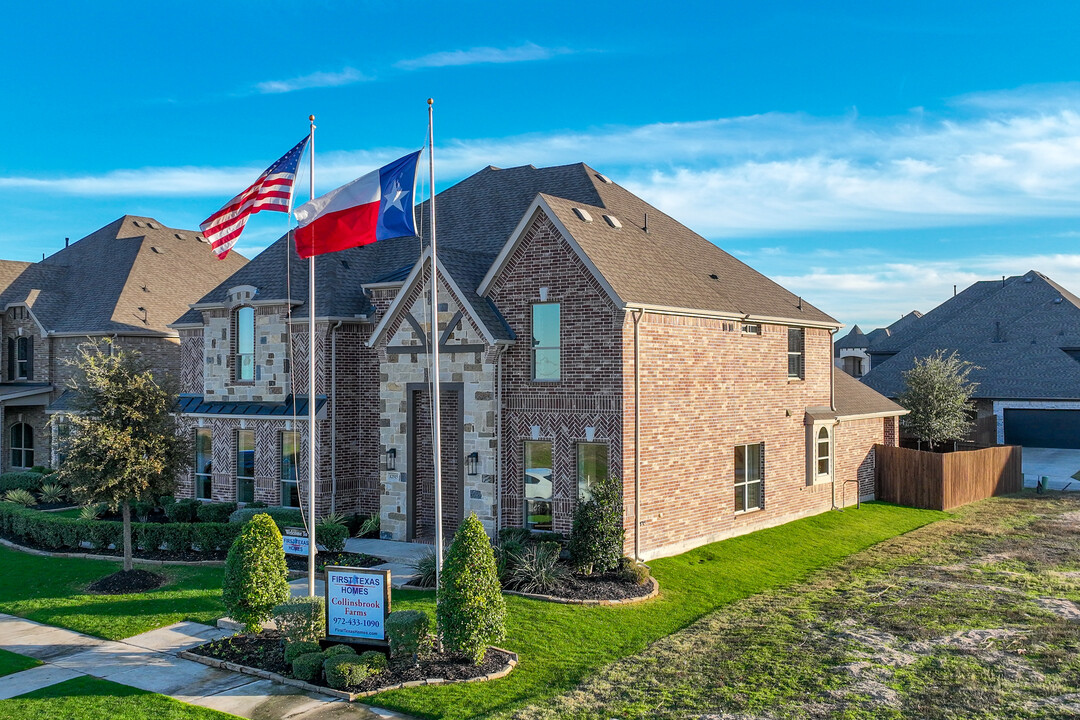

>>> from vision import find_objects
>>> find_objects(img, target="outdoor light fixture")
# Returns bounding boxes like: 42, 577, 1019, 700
466, 451, 479, 476
386, 448, 397, 471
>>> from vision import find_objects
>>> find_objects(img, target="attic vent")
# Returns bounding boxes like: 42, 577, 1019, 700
175, 233, 185, 240
709, 274, 719, 280
132, 220, 145, 228
341, 259, 350, 270
595, 173, 612, 184
573, 208, 593, 223
151, 246, 164, 254
1055, 297, 1064, 304
602, 214, 622, 229
1024, 275, 1034, 283
147, 222, 159, 229
196, 235, 208, 243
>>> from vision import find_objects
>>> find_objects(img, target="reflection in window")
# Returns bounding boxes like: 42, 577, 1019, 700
734, 443, 763, 513
280, 431, 300, 508
9, 423, 32, 469
194, 428, 212, 499
577, 443, 609, 502
235, 307, 255, 381
532, 304, 560, 381
523, 440, 553, 531
236, 429, 255, 503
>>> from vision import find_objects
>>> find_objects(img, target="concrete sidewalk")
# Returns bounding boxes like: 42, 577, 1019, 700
0, 614, 410, 718
346, 538, 429, 588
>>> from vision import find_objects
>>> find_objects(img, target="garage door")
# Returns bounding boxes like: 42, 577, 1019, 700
1003, 409, 1080, 449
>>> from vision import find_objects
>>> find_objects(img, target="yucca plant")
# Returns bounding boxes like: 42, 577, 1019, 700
319, 510, 348, 527
504, 542, 567, 594
409, 547, 438, 588
4, 488, 37, 507
79, 503, 103, 521
38, 483, 66, 504
356, 511, 380, 538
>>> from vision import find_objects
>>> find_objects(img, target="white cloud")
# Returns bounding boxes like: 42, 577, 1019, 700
254, 67, 368, 94
395, 42, 572, 70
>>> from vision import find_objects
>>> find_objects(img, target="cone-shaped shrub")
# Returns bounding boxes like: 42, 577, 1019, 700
436, 513, 506, 664
222, 513, 290, 632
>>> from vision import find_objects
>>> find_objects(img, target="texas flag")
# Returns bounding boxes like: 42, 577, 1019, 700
292, 150, 421, 258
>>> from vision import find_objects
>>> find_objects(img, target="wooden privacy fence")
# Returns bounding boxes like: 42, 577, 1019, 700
875, 443, 1023, 511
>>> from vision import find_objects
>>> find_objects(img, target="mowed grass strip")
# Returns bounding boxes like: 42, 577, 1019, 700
0, 546, 225, 640
378, 502, 944, 720
0, 648, 39, 678
0, 675, 241, 720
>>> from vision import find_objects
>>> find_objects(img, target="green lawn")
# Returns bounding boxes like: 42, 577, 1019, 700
0, 648, 39, 678
0, 676, 240, 720
0, 546, 225, 640
377, 502, 945, 720
46, 508, 83, 519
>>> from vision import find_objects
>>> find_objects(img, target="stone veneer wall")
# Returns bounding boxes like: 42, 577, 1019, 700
377, 268, 498, 540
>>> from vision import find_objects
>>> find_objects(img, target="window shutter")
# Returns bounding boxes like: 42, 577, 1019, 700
6, 338, 12, 381
25, 336, 33, 380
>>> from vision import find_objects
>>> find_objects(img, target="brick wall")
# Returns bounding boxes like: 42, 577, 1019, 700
833, 416, 887, 503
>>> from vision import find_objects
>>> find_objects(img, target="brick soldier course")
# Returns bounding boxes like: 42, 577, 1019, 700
173, 163, 906, 560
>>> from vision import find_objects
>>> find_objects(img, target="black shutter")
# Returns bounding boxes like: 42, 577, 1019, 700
25, 336, 33, 380
6, 338, 12, 381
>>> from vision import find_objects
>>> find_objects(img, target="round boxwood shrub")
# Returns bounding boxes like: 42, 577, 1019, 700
568, 474, 625, 574
386, 609, 430, 659
322, 644, 356, 660
291, 651, 324, 682
436, 514, 506, 664
283, 640, 322, 665
196, 501, 237, 524
272, 596, 325, 644
222, 513, 290, 633
324, 651, 386, 689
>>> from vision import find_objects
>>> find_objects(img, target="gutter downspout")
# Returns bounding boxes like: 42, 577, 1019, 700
830, 328, 838, 511
632, 309, 643, 561
330, 320, 342, 514
494, 344, 507, 538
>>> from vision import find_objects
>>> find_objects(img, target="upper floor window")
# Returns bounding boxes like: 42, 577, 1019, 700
787, 328, 804, 380
741, 323, 761, 335
10, 423, 33, 469
532, 303, 560, 381
6, 337, 31, 381
234, 306, 255, 382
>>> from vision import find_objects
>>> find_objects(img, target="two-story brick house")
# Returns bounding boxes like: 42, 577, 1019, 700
173, 163, 905, 559
0, 216, 247, 473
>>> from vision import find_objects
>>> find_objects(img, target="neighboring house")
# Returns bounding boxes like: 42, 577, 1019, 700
0, 216, 247, 472
172, 163, 905, 560
861, 271, 1080, 449
834, 311, 922, 378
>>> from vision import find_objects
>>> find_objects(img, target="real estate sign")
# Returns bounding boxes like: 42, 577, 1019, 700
324, 566, 391, 643
282, 527, 309, 556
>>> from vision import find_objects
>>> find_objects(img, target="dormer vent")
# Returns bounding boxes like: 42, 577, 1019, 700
132, 220, 145, 228
196, 235, 208, 243
595, 173, 612, 184
603, 214, 622, 229
151, 246, 164, 254
573, 208, 593, 223
147, 222, 159, 229
175, 233, 185, 240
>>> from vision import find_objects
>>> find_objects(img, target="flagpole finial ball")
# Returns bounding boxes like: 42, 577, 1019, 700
309, 115, 315, 122
427, 98, 433, 105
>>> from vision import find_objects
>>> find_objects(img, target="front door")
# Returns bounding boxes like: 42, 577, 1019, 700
407, 383, 464, 541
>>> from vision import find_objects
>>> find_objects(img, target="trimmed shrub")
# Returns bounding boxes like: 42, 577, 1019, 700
4, 489, 37, 507
409, 548, 438, 588
616, 557, 651, 586
132, 499, 155, 522
321, 644, 356, 660
272, 597, 326, 644
291, 651, 324, 682
437, 514, 506, 664
314, 521, 347, 553
136, 522, 193, 553
229, 506, 304, 528
386, 610, 430, 659
323, 651, 387, 689
165, 498, 200, 524
29, 466, 53, 475
197, 502, 237, 524
222, 513, 290, 633
568, 474, 624, 574
247, 501, 268, 509
0, 472, 45, 494
358, 650, 388, 672
192, 522, 242, 553
283, 640, 322, 665
505, 541, 566, 594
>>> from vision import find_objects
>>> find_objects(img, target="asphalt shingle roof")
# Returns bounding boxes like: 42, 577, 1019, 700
833, 371, 906, 417
861, 271, 1080, 400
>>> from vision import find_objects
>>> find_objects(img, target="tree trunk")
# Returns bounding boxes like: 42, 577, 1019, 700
122, 500, 133, 573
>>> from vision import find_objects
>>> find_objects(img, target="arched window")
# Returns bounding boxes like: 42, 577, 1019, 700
234, 306, 255, 382
10, 423, 33, 469
816, 426, 831, 477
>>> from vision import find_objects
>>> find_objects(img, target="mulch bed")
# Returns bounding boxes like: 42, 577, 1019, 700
191, 631, 512, 693
285, 551, 385, 573
0, 532, 227, 562
87, 569, 167, 594
549, 569, 654, 601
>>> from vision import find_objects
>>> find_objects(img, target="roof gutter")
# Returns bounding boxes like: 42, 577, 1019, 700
622, 302, 843, 331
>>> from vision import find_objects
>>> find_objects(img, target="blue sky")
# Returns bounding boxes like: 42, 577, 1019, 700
4, 1, 1080, 330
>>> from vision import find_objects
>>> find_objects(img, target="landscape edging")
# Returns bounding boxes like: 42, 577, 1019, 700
0, 536, 227, 567
178, 645, 519, 701
402, 575, 660, 605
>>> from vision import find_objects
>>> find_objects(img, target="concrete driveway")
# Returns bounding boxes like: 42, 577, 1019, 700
1022, 447, 1080, 491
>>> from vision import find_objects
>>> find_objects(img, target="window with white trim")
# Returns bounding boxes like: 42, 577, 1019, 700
532, 303, 560, 381
734, 443, 763, 512
10, 423, 33, 469
234, 306, 255, 382
816, 426, 832, 479
788, 328, 804, 379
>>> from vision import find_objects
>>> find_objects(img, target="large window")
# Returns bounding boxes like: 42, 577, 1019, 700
280, 431, 300, 508
194, 428, 212, 499
577, 443, 609, 502
523, 440, 553, 531
235, 306, 255, 382
9, 423, 32, 469
236, 429, 255, 503
734, 443, 763, 513
816, 426, 832, 478
531, 303, 560, 381
788, 328, 804, 379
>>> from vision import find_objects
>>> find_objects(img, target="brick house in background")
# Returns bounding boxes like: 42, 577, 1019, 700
173, 163, 905, 559
0, 216, 247, 472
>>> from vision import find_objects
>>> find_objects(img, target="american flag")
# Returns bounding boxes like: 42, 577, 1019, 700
200, 136, 309, 259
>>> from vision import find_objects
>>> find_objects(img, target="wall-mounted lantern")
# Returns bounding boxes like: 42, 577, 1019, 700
386, 448, 397, 471
466, 451, 479, 476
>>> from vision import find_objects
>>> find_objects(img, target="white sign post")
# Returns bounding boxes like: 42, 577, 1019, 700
325, 566, 391, 644
282, 527, 310, 557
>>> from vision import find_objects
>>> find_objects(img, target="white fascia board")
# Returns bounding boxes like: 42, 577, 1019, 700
0, 385, 54, 403
361, 281, 405, 291
46, 330, 177, 339
836, 409, 910, 422
624, 302, 843, 330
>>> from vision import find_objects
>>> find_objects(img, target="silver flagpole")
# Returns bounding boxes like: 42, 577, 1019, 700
307, 114, 317, 597
428, 99, 444, 595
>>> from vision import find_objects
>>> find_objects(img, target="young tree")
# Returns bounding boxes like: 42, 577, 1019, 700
55, 339, 189, 572
223, 513, 290, 632
897, 350, 979, 450
437, 514, 506, 664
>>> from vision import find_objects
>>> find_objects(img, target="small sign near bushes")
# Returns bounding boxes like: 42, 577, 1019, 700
283, 527, 309, 556
325, 566, 390, 643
